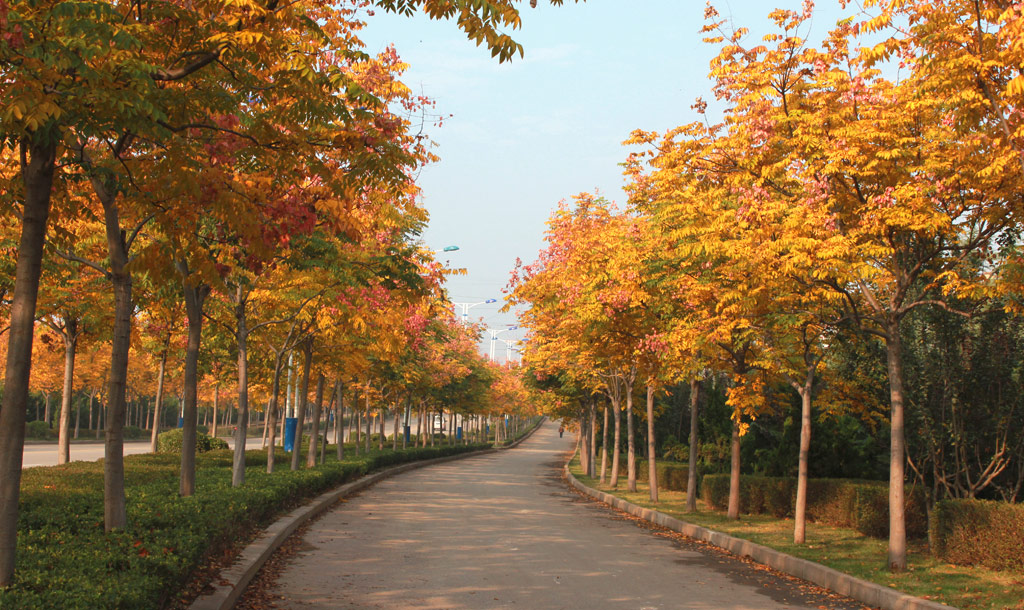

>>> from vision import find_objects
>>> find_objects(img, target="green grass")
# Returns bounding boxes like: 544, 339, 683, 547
2, 440, 490, 609
570, 459, 1024, 610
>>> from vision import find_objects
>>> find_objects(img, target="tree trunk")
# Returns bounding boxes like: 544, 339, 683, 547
104, 246, 132, 530
291, 339, 313, 471
306, 373, 325, 468
266, 353, 287, 473
74, 393, 82, 439
794, 380, 813, 544
886, 328, 908, 571
728, 418, 741, 520
0, 137, 56, 585
392, 404, 399, 451
686, 378, 700, 512
211, 380, 220, 439
335, 381, 344, 461
150, 349, 167, 453
232, 292, 250, 487
610, 396, 622, 488
353, 398, 361, 456
600, 403, 609, 483
178, 272, 209, 497
647, 384, 658, 503
626, 385, 637, 493
57, 321, 78, 465
588, 401, 597, 478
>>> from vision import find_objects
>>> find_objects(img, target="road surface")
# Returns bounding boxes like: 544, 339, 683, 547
258, 421, 866, 610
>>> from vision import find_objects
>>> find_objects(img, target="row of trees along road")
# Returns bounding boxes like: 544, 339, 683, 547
0, 0, 577, 586
507, 1, 1024, 572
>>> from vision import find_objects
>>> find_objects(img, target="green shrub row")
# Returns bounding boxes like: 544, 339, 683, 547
700, 474, 928, 539
618, 459, 692, 491
931, 499, 1024, 572
3, 441, 489, 609
156, 428, 229, 453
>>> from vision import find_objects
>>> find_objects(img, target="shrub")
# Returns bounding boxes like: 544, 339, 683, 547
700, 473, 927, 538
618, 460, 692, 492
156, 429, 229, 454
123, 425, 144, 440
931, 499, 1024, 572
25, 421, 53, 440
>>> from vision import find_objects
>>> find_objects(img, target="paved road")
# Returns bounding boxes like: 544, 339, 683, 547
262, 421, 865, 610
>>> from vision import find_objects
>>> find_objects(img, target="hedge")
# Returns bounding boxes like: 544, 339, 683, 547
617, 460, 692, 492
156, 428, 229, 453
2, 442, 489, 609
701, 474, 928, 538
931, 499, 1024, 572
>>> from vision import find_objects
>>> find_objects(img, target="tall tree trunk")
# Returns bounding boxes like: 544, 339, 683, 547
610, 396, 622, 488
232, 291, 250, 487
392, 405, 399, 451
291, 339, 313, 471
589, 403, 598, 478
104, 234, 132, 531
794, 378, 814, 544
74, 393, 82, 439
306, 374, 325, 468
353, 399, 361, 456
57, 320, 78, 465
265, 353, 287, 473
335, 381, 344, 461
886, 327, 908, 571
626, 385, 637, 493
600, 403, 609, 483
178, 270, 209, 497
728, 418, 741, 520
0, 137, 56, 585
211, 380, 220, 438
686, 378, 700, 512
150, 348, 167, 453
647, 384, 658, 503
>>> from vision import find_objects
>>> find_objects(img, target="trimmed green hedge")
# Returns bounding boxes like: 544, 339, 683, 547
931, 499, 1024, 572
156, 428, 229, 453
618, 460, 692, 492
3, 442, 489, 608
701, 474, 927, 538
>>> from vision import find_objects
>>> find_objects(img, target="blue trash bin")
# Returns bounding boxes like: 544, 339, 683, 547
284, 417, 298, 451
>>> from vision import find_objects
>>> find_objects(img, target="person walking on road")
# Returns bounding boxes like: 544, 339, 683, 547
558, 425, 564, 438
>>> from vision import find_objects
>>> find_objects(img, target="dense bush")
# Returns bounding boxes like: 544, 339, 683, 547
123, 425, 144, 440
701, 474, 928, 538
931, 499, 1024, 572
24, 421, 54, 440
618, 460, 691, 492
156, 429, 229, 453
2, 442, 490, 608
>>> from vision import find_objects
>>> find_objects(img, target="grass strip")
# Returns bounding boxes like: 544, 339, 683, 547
3, 442, 490, 609
569, 459, 1023, 610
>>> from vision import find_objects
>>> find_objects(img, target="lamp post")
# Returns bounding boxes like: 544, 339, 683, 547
453, 299, 496, 325
497, 337, 521, 364
487, 326, 518, 361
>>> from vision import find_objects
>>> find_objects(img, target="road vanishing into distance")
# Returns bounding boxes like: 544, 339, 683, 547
255, 422, 867, 610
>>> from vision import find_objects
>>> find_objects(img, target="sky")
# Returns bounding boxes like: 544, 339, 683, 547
360, 1, 857, 361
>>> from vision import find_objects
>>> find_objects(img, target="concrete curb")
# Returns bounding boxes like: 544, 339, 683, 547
190, 422, 545, 610
563, 465, 958, 610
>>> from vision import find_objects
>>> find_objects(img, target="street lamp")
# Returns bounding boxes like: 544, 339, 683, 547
488, 325, 518, 361
453, 299, 496, 324
497, 337, 521, 364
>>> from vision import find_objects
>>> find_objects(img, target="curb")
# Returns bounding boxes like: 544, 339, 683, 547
190, 422, 545, 610
563, 465, 958, 610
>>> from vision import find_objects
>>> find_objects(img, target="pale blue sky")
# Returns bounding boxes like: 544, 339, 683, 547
361, 1, 857, 360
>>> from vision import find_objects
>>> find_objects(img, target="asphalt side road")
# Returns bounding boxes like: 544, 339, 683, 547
256, 422, 868, 610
